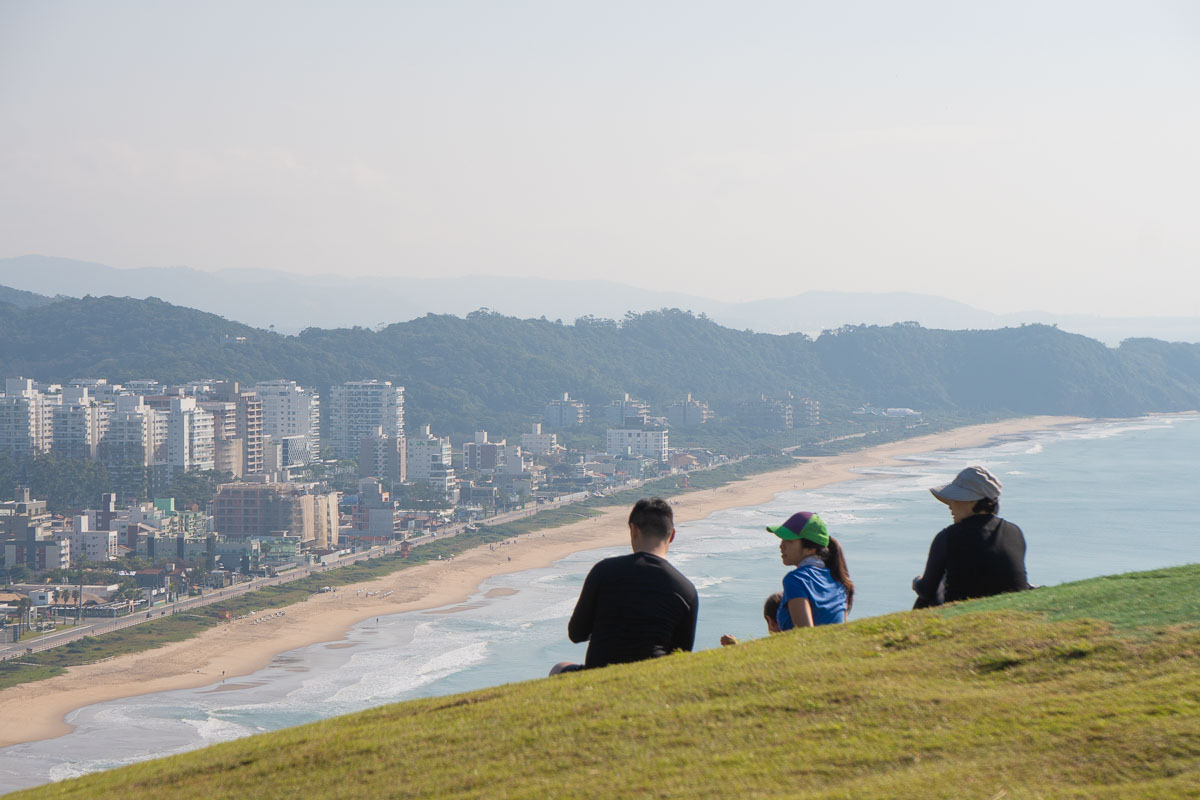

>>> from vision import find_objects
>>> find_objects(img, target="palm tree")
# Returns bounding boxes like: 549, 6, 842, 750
15, 597, 32, 637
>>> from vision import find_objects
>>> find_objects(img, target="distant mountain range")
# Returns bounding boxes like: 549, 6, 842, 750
2, 255, 1198, 346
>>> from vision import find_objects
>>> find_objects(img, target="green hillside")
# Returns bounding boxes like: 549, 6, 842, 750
4, 299, 1200, 437
12, 565, 1199, 799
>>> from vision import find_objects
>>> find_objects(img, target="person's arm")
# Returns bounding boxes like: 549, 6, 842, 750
567, 566, 600, 643
672, 591, 698, 652
912, 530, 949, 603
787, 597, 814, 629
1014, 523, 1030, 590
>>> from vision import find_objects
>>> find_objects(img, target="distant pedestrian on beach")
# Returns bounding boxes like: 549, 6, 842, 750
767, 512, 853, 629
912, 466, 1029, 608
550, 497, 698, 675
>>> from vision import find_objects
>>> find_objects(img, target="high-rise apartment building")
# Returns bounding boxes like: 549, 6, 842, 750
328, 380, 404, 460
99, 395, 158, 467
666, 394, 712, 427
254, 380, 321, 461
52, 386, 110, 460
604, 394, 650, 427
165, 397, 215, 480
200, 400, 245, 477
543, 393, 587, 428
201, 382, 264, 476
405, 424, 457, 501
0, 378, 56, 454
359, 427, 406, 483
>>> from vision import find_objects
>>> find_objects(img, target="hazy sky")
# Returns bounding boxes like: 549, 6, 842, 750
2, 2, 1198, 316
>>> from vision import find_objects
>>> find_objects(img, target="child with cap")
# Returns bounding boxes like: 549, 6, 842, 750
766, 512, 854, 630
912, 465, 1029, 607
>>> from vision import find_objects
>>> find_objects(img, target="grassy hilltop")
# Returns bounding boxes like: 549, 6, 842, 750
11, 566, 1200, 800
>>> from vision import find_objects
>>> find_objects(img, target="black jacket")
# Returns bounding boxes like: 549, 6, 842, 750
914, 514, 1029, 605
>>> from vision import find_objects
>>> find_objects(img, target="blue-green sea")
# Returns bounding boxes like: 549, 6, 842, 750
2, 415, 1197, 792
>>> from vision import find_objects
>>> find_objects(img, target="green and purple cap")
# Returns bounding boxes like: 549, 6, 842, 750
766, 512, 829, 547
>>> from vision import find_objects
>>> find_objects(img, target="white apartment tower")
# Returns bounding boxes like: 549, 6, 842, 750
165, 397, 215, 480
253, 380, 321, 462
329, 380, 404, 460
405, 424, 457, 501
52, 386, 110, 460
0, 378, 56, 454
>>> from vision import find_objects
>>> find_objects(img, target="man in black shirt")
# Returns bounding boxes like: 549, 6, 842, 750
913, 465, 1029, 607
551, 497, 698, 673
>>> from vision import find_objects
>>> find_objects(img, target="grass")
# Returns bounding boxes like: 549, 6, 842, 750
938, 564, 1200, 632
10, 564, 1199, 799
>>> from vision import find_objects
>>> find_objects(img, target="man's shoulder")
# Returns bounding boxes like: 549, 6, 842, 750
592, 552, 695, 590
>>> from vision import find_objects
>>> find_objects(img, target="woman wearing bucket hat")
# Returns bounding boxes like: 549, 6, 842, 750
912, 465, 1029, 608
766, 512, 854, 630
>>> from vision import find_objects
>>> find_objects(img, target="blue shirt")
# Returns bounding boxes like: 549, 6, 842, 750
778, 559, 847, 629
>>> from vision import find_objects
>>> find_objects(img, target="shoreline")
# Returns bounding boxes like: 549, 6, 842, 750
0, 415, 1087, 749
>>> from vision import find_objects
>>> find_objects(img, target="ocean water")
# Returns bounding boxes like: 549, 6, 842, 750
2, 415, 1198, 791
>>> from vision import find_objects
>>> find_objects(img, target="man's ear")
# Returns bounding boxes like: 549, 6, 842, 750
668, 527, 676, 544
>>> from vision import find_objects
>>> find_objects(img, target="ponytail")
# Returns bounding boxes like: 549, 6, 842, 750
815, 536, 854, 613
972, 497, 999, 515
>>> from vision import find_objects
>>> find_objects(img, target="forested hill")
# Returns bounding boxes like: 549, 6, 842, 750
0, 284, 57, 310
2, 296, 1199, 434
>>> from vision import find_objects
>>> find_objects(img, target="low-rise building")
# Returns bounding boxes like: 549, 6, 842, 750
606, 426, 669, 462
519, 423, 560, 456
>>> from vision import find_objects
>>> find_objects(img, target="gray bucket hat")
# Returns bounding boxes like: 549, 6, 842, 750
930, 466, 1002, 503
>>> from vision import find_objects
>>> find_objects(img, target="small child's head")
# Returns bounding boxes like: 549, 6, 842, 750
763, 592, 783, 634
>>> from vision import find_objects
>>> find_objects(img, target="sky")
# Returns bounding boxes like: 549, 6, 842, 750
2, 1, 1198, 317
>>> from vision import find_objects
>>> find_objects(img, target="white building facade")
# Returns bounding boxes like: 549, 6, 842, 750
405, 425, 457, 501
328, 380, 404, 460
606, 427, 669, 462
0, 378, 56, 454
254, 380, 321, 461
165, 397, 215, 479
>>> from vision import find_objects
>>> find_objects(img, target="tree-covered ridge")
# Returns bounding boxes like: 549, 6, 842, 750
2, 297, 1199, 435
0, 284, 57, 310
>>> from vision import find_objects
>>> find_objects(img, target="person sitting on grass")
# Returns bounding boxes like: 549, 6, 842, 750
766, 512, 854, 629
912, 465, 1029, 608
550, 497, 698, 675
720, 591, 783, 646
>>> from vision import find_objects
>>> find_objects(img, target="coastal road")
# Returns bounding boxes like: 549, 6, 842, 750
0, 464, 725, 662
0, 504, 549, 662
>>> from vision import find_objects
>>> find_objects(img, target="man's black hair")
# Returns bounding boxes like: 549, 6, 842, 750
628, 497, 674, 541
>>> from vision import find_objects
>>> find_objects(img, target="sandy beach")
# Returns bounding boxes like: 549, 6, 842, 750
0, 415, 1083, 748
